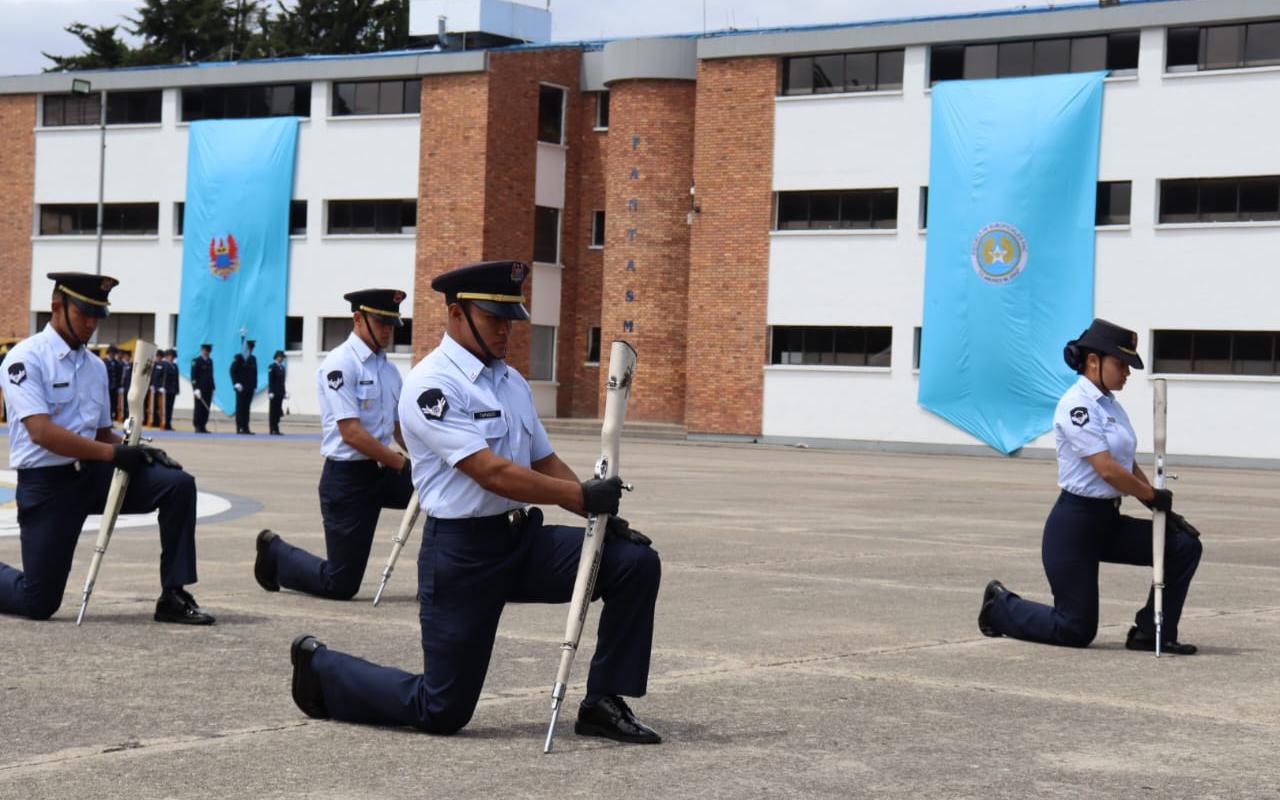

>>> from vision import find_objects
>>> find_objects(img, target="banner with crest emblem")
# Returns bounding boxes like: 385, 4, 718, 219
918, 72, 1106, 454
178, 117, 298, 415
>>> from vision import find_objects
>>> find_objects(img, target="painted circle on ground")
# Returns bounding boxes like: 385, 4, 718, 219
0, 469, 232, 538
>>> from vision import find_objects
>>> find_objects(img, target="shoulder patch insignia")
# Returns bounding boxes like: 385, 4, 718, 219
1069, 406, 1089, 427
326, 370, 345, 390
418, 388, 448, 421
7, 362, 26, 386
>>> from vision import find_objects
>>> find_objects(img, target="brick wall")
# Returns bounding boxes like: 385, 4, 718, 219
601, 80, 696, 424
560, 90, 607, 418
0, 95, 35, 339
685, 58, 777, 435
414, 73, 489, 360
482, 48, 581, 376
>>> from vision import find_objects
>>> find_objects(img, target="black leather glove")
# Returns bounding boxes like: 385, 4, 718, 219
112, 444, 183, 473
606, 516, 651, 547
1149, 488, 1174, 513
1168, 510, 1201, 539
580, 476, 624, 516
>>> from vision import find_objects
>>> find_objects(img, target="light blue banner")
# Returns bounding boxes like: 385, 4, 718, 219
178, 118, 298, 415
918, 72, 1106, 454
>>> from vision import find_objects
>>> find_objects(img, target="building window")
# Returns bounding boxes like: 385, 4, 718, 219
39, 203, 159, 236
538, 84, 566, 144
913, 326, 922, 369
534, 205, 561, 263
595, 91, 610, 129
781, 48, 904, 95
393, 318, 413, 354
42, 90, 163, 127
770, 326, 892, 367
930, 31, 1139, 83
1167, 21, 1280, 72
1153, 330, 1280, 375
93, 313, 156, 346
590, 210, 606, 248
775, 189, 898, 230
585, 326, 601, 364
1159, 176, 1280, 224
289, 200, 308, 235
1096, 181, 1132, 226
181, 83, 311, 121
285, 316, 304, 351
327, 199, 416, 234
176, 200, 307, 235
321, 317, 350, 351
918, 187, 928, 230
332, 79, 421, 116
530, 325, 556, 381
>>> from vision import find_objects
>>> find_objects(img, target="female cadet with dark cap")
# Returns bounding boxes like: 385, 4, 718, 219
977, 319, 1203, 654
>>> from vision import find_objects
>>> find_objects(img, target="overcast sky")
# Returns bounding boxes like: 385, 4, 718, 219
0, 0, 1058, 77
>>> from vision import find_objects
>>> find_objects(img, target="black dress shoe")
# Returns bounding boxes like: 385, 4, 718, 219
1125, 625, 1197, 655
291, 635, 329, 719
574, 696, 662, 744
978, 579, 1007, 637
255, 529, 280, 592
154, 588, 216, 625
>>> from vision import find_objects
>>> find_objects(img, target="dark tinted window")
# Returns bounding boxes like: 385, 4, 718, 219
780, 49, 906, 95
1159, 176, 1280, 223
1154, 330, 1279, 375
289, 200, 307, 235
1166, 21, 1280, 71
105, 90, 162, 124
775, 189, 898, 230
591, 210, 606, 247
392, 318, 413, 353
586, 327, 601, 363
770, 326, 893, 367
327, 200, 416, 234
595, 91, 609, 128
337, 80, 414, 115
538, 85, 565, 144
1096, 181, 1131, 226
285, 316, 304, 351
931, 30, 1140, 84
534, 205, 560, 263
39, 203, 158, 235
181, 84, 310, 121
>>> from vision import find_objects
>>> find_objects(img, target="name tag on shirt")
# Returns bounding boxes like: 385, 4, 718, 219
53, 381, 69, 388
358, 379, 374, 385
474, 410, 502, 420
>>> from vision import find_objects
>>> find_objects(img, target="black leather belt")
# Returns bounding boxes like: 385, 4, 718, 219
1060, 490, 1122, 510
429, 508, 529, 531
17, 461, 81, 476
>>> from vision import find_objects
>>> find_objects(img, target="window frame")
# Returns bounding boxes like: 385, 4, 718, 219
326, 199, 417, 236
331, 78, 421, 117
38, 202, 159, 236
1158, 176, 1280, 224
585, 326, 602, 365
594, 91, 610, 130
1152, 329, 1280, 376
537, 83, 567, 145
180, 83, 312, 122
773, 189, 899, 231
929, 30, 1139, 85
768, 325, 894, 368
533, 205, 562, 264
780, 48, 906, 96
590, 209, 606, 248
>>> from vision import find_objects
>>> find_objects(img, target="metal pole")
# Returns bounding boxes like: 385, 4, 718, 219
94, 89, 106, 275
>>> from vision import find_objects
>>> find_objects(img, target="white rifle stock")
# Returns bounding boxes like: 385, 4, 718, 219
371, 494, 422, 606
543, 340, 637, 754
77, 340, 158, 625
1151, 378, 1168, 657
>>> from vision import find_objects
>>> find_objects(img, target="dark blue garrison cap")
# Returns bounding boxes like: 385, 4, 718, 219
430, 260, 530, 321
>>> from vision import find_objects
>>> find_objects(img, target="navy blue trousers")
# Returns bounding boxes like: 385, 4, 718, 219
270, 459, 414, 600
0, 461, 199, 620
311, 510, 661, 734
987, 491, 1202, 646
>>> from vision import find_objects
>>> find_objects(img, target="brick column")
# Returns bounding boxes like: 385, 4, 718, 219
0, 95, 35, 338
601, 79, 696, 424
561, 91, 607, 418
685, 58, 777, 435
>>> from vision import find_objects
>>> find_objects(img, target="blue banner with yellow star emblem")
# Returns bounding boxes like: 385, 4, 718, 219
918, 72, 1106, 454
177, 118, 298, 416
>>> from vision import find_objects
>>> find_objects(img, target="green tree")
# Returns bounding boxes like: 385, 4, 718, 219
127, 0, 262, 64
42, 23, 136, 72
254, 0, 408, 58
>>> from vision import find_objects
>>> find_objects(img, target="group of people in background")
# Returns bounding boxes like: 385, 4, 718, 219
94, 340, 289, 435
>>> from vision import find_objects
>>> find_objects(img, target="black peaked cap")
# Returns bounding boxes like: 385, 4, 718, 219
48, 271, 119, 319
1074, 318, 1144, 369
430, 260, 530, 321
344, 288, 406, 327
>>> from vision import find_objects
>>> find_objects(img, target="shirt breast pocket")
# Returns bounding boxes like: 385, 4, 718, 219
355, 382, 380, 411
48, 383, 74, 413
476, 414, 509, 448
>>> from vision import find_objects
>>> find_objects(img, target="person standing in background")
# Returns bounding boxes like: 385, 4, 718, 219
268, 350, 287, 435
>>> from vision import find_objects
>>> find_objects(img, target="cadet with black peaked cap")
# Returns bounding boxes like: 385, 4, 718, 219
289, 261, 662, 744
254, 290, 414, 600
231, 340, 258, 434
191, 343, 215, 434
0, 272, 214, 623
979, 319, 1202, 653
268, 349, 287, 435
162, 349, 180, 431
